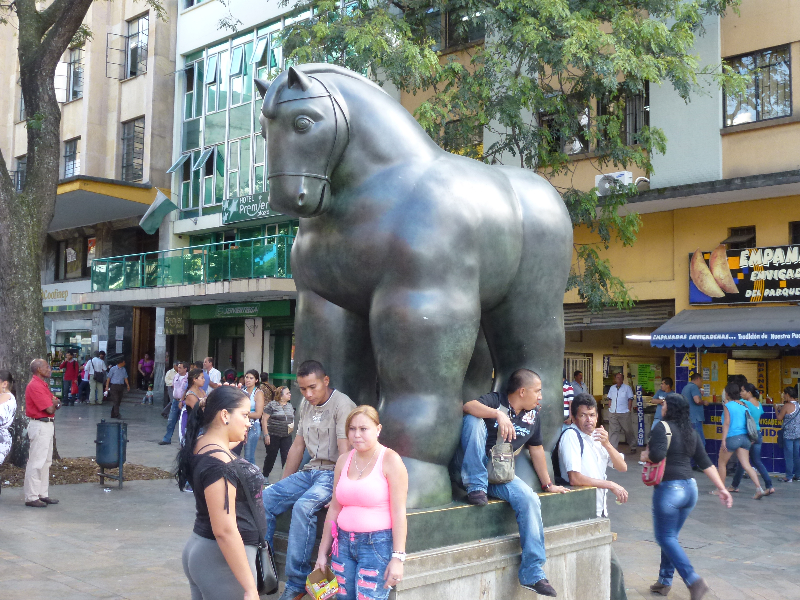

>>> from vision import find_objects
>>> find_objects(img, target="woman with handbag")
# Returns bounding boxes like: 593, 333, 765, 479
314, 405, 408, 599
776, 386, 800, 482
716, 382, 766, 499
261, 386, 295, 478
642, 393, 732, 600
178, 385, 275, 600
728, 384, 775, 495
241, 370, 265, 466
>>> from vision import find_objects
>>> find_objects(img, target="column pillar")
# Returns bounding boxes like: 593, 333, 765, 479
244, 317, 263, 373
153, 307, 166, 405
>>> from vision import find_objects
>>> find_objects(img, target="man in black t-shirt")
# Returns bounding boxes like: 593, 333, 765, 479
450, 368, 568, 598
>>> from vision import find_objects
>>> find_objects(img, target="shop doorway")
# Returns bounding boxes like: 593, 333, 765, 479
132, 306, 156, 381
564, 355, 592, 394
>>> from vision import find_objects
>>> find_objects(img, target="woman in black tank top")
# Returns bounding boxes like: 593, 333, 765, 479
176, 385, 265, 600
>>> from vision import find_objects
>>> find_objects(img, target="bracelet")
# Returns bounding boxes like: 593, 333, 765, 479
542, 482, 553, 491
391, 551, 406, 562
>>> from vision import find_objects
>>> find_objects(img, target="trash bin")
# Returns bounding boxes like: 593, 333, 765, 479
95, 420, 127, 487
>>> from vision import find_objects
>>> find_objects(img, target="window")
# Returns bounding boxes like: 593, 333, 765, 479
445, 11, 485, 49
540, 107, 590, 155
56, 237, 91, 280
126, 14, 149, 78
597, 83, 650, 146
64, 138, 79, 178
18, 89, 26, 122
791, 222, 800, 245
67, 48, 84, 100
121, 117, 145, 181
724, 226, 756, 250
724, 45, 791, 127
14, 156, 26, 192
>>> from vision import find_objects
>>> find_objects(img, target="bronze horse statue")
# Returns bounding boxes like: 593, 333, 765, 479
255, 65, 573, 508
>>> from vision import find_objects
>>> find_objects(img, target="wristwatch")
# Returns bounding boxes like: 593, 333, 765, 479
392, 551, 407, 562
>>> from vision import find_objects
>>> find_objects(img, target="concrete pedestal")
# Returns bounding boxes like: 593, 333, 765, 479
271, 488, 611, 599
395, 518, 611, 600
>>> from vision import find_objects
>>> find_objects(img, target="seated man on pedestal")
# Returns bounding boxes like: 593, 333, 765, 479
262, 360, 356, 600
450, 368, 568, 598
557, 393, 629, 600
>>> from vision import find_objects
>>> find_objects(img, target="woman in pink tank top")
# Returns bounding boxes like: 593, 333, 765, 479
315, 405, 408, 599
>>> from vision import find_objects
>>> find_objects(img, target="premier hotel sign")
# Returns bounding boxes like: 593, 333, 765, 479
689, 244, 800, 305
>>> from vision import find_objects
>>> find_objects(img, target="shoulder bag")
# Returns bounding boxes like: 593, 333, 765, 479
488, 435, 523, 485
642, 422, 672, 486
779, 402, 800, 446
231, 460, 279, 595
92, 358, 106, 384
735, 400, 759, 443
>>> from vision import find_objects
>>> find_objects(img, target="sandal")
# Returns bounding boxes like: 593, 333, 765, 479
765, 488, 776, 496
754, 487, 765, 500
726, 486, 739, 493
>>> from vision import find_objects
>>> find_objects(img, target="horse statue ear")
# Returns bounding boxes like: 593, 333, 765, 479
254, 78, 271, 98
287, 66, 313, 92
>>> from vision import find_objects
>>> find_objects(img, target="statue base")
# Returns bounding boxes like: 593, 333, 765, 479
270, 488, 611, 599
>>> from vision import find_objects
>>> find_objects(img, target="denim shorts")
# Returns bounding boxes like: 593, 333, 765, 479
726, 434, 752, 451
331, 528, 393, 600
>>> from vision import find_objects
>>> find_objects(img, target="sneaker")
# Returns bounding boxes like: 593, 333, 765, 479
158, 440, 172, 445
779, 477, 793, 482
466, 490, 489, 506
522, 578, 557, 597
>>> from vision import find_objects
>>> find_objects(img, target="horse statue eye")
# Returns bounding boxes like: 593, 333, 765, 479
294, 116, 313, 132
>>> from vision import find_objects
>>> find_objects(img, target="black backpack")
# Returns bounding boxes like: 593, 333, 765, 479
551, 426, 584, 486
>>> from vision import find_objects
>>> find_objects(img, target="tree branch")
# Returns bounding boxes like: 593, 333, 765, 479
38, 0, 74, 33
38, 0, 93, 71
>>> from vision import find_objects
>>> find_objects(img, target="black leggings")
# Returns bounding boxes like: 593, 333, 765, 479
262, 434, 292, 477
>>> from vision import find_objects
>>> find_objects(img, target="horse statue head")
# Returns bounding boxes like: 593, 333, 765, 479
255, 65, 378, 217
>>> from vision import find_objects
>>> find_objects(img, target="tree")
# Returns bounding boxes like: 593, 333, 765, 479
278, 0, 742, 311
0, 0, 164, 466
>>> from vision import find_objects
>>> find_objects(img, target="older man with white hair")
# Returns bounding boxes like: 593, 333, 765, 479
23, 358, 60, 507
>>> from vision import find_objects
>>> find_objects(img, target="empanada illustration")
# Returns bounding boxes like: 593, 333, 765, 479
690, 248, 724, 297
710, 244, 738, 294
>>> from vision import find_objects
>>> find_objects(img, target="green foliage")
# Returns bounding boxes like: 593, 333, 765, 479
71, 23, 94, 47
282, 0, 741, 311
25, 112, 45, 130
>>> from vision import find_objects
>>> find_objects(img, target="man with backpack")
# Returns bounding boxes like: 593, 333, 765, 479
555, 393, 628, 600
86, 351, 107, 405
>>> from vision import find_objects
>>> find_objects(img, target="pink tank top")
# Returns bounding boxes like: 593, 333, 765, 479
335, 446, 392, 532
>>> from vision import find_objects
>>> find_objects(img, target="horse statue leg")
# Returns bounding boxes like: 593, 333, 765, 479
294, 287, 378, 407
369, 282, 481, 508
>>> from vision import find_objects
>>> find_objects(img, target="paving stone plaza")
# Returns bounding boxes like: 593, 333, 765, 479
1, 395, 798, 600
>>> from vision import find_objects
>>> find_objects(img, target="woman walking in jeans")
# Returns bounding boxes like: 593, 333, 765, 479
729, 384, 775, 495
776, 386, 800, 482
644, 393, 732, 600
716, 382, 766, 499
315, 406, 408, 599
241, 370, 265, 466
261, 386, 294, 478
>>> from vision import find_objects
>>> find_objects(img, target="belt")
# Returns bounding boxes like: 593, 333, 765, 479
37, 417, 54, 422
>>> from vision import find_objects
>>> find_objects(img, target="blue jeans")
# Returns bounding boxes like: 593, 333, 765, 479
331, 529, 393, 600
263, 469, 334, 595
243, 420, 261, 465
652, 478, 699, 587
162, 399, 180, 443
450, 415, 548, 585
784, 438, 800, 479
732, 432, 771, 489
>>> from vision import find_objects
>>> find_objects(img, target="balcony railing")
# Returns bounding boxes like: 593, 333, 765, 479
91, 234, 294, 292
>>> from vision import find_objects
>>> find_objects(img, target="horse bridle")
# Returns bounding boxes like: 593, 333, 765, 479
266, 77, 350, 187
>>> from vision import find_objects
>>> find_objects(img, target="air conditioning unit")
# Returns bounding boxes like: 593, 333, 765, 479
595, 171, 633, 197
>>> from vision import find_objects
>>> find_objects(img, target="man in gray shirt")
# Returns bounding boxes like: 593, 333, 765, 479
105, 358, 130, 419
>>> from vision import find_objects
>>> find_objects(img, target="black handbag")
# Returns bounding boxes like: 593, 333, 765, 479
232, 461, 279, 595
